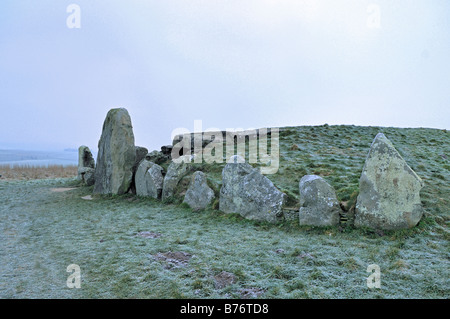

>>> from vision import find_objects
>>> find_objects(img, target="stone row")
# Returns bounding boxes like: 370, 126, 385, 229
78, 108, 424, 230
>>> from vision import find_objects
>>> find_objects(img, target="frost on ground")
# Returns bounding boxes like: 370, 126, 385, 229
0, 125, 448, 299
0, 177, 448, 299
136, 231, 162, 239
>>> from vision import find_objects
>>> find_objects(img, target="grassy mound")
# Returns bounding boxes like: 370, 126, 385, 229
165, 125, 449, 230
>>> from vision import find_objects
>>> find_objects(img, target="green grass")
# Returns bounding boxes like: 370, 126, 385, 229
0, 124, 448, 298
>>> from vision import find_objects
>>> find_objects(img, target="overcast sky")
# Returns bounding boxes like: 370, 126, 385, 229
0, 0, 449, 152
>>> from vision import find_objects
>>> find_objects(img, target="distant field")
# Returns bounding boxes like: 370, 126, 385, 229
0, 125, 448, 299
0, 164, 77, 180
0, 149, 80, 167
0, 149, 79, 180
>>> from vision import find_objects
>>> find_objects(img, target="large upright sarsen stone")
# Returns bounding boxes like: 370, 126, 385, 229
354, 133, 424, 230
135, 158, 164, 199
299, 175, 341, 227
77, 145, 95, 186
161, 155, 193, 200
183, 171, 215, 210
93, 108, 136, 195
219, 155, 286, 223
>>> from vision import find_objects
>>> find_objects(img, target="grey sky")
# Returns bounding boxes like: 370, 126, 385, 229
0, 0, 449, 152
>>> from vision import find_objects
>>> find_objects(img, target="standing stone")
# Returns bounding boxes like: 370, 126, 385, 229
354, 133, 424, 230
161, 155, 193, 200
146, 163, 164, 199
135, 159, 154, 196
93, 108, 136, 195
298, 175, 341, 226
219, 155, 286, 223
78, 145, 95, 169
77, 145, 96, 185
135, 158, 163, 199
78, 167, 95, 186
183, 171, 215, 210
130, 146, 149, 194
134, 146, 149, 172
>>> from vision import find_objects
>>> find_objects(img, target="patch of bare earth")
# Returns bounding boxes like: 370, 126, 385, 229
214, 271, 237, 289
154, 251, 192, 269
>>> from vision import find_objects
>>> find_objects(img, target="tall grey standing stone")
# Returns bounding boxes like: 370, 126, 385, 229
183, 171, 215, 210
93, 108, 136, 195
354, 133, 424, 230
161, 155, 193, 200
135, 159, 163, 199
77, 146, 95, 186
219, 155, 286, 223
298, 175, 341, 226
130, 146, 149, 194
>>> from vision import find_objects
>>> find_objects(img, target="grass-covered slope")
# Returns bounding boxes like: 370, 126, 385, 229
0, 125, 448, 299
273, 125, 449, 224
168, 125, 449, 228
